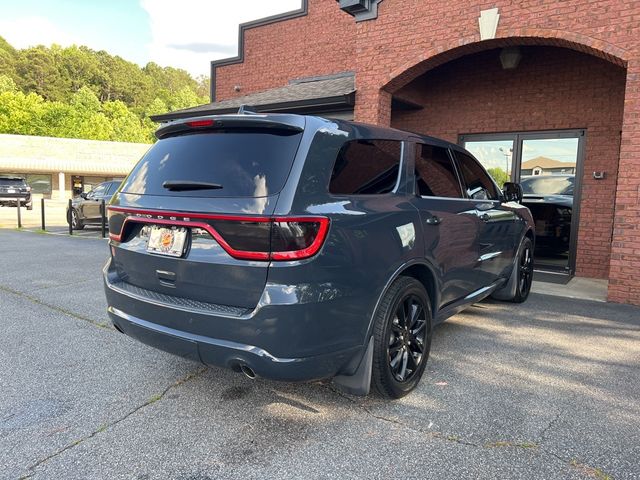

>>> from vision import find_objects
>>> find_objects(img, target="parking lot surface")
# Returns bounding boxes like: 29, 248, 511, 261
1, 229, 639, 480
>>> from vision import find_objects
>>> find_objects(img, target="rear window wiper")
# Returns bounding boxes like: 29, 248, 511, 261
162, 180, 223, 191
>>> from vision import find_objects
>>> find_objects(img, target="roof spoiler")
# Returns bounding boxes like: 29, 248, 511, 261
155, 112, 305, 139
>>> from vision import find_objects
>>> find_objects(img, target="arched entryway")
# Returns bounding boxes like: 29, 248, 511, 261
373, 38, 628, 283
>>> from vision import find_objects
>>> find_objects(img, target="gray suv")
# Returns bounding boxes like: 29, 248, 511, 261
104, 113, 534, 398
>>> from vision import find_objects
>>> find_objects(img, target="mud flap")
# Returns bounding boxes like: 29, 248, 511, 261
332, 336, 374, 396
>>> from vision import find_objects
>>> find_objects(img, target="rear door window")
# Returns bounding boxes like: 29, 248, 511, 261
329, 140, 402, 195
120, 130, 303, 197
454, 151, 500, 200
90, 183, 108, 198
415, 144, 463, 198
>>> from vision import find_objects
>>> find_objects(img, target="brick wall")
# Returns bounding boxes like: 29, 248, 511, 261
213, 0, 640, 304
391, 47, 626, 279
214, 1, 356, 102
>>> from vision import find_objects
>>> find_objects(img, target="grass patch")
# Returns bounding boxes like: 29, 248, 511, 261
485, 440, 539, 449
570, 459, 613, 480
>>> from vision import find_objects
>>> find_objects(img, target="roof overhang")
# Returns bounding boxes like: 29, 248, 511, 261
151, 74, 356, 123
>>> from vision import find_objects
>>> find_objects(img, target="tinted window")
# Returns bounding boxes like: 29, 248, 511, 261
105, 181, 120, 195
90, 183, 107, 197
0, 178, 26, 186
415, 144, 462, 198
329, 140, 401, 195
120, 130, 302, 197
455, 151, 500, 200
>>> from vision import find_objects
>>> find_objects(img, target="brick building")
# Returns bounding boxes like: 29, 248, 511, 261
153, 0, 640, 306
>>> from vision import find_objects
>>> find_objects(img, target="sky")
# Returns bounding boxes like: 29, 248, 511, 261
465, 138, 579, 173
0, 0, 301, 77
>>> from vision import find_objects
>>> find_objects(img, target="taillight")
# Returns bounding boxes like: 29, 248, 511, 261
107, 207, 329, 261
211, 217, 330, 261
270, 218, 329, 260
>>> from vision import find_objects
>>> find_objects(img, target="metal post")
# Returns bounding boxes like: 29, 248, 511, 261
101, 199, 106, 238
16, 199, 22, 229
41, 198, 46, 231
67, 199, 73, 235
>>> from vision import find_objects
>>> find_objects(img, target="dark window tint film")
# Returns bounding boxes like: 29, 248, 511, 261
120, 130, 302, 198
415, 144, 462, 198
455, 151, 500, 200
329, 140, 401, 195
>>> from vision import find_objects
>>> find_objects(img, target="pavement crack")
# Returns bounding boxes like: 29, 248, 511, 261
20, 367, 208, 479
537, 410, 562, 445
326, 384, 481, 447
0, 284, 111, 330
327, 386, 613, 478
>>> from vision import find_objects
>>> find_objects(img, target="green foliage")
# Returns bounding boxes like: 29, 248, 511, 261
0, 36, 210, 143
487, 167, 510, 188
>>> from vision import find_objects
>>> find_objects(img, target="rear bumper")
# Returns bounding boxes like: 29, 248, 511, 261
103, 260, 368, 382
0, 194, 31, 204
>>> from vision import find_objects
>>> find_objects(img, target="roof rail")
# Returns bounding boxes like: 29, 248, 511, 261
238, 104, 258, 115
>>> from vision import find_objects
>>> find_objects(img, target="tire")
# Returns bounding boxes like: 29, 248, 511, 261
70, 209, 85, 230
371, 276, 432, 399
510, 237, 534, 303
493, 236, 534, 303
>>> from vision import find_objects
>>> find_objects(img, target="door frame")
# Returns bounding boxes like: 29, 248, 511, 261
458, 129, 586, 276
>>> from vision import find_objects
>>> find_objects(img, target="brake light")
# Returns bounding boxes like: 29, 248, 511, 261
107, 207, 329, 261
186, 119, 214, 128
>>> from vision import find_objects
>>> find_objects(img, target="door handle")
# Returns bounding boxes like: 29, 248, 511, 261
426, 215, 442, 225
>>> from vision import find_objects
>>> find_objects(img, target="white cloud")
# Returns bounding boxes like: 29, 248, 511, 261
140, 0, 301, 77
0, 16, 80, 49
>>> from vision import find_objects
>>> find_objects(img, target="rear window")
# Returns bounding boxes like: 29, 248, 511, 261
0, 178, 26, 186
120, 130, 302, 197
329, 140, 402, 195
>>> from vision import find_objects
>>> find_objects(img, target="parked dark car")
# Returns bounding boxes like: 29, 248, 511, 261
520, 175, 573, 255
104, 113, 535, 398
0, 176, 32, 210
69, 181, 121, 230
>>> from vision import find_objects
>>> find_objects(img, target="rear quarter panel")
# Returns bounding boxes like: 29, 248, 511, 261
266, 119, 426, 351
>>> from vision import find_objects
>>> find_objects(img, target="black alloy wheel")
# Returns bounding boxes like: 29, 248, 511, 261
372, 276, 432, 398
388, 294, 428, 382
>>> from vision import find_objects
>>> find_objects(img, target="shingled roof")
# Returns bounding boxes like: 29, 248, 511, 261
151, 73, 356, 122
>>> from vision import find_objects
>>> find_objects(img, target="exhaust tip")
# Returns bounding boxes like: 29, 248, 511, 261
240, 364, 256, 379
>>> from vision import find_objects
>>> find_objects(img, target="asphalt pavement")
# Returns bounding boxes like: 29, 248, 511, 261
1, 229, 638, 480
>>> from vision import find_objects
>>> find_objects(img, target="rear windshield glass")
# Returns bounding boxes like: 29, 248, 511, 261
0, 178, 25, 186
120, 130, 302, 197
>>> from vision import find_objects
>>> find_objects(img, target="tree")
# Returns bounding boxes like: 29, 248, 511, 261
487, 167, 510, 188
0, 37, 209, 143
0, 36, 17, 80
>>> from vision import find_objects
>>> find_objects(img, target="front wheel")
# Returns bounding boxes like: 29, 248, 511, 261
493, 236, 533, 303
371, 276, 432, 399
512, 237, 534, 303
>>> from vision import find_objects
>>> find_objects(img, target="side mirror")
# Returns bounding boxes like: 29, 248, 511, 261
503, 182, 523, 203
80, 192, 88, 199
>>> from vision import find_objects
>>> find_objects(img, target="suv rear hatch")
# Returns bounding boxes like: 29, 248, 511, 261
0, 177, 30, 198
108, 115, 327, 310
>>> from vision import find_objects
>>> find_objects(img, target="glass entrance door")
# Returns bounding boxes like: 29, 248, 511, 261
460, 130, 585, 276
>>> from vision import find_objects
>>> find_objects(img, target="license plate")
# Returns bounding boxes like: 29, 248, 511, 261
147, 226, 187, 257
7, 189, 16, 193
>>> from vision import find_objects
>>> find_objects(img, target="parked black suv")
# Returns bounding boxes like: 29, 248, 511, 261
0, 176, 32, 210
69, 181, 121, 230
104, 113, 534, 398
